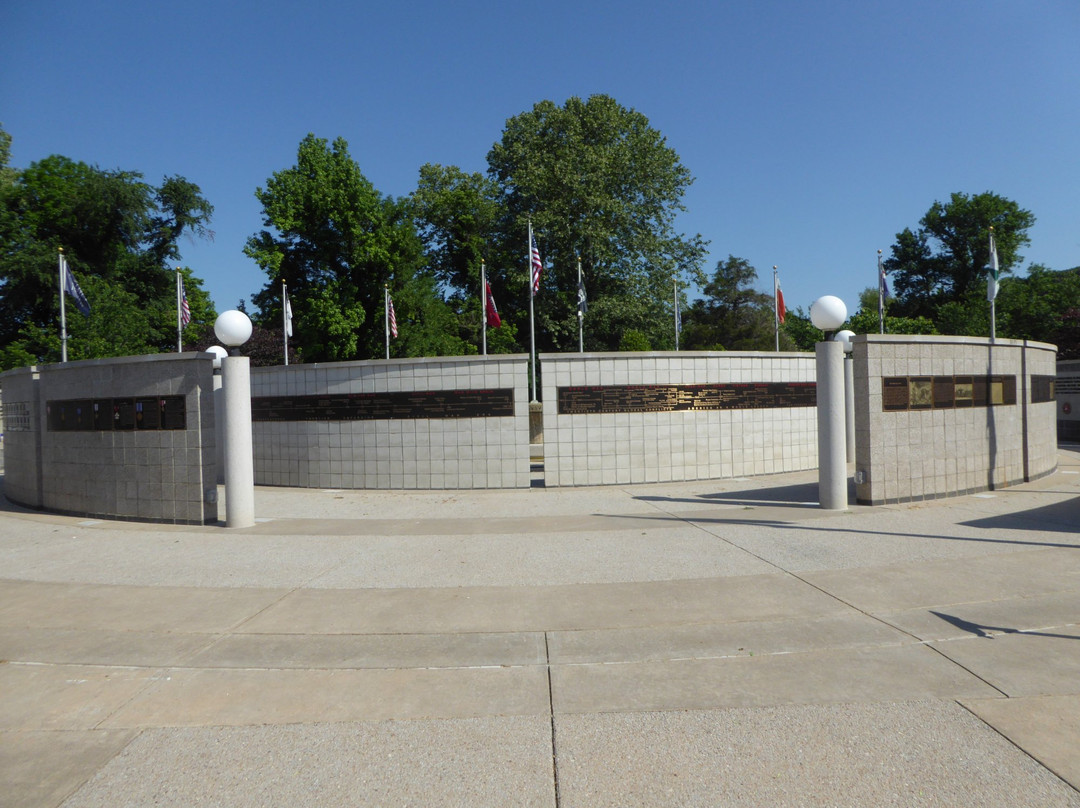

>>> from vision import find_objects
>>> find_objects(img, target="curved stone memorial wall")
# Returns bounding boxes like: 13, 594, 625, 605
852, 335, 1058, 505
249, 355, 531, 489
540, 352, 819, 486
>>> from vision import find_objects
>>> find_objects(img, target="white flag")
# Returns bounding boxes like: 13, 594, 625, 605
987, 229, 1000, 302
284, 289, 294, 337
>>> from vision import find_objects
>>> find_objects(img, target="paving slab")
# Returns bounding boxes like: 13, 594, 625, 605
547, 612, 908, 665
963, 694, 1080, 794
550, 644, 1003, 714
239, 574, 844, 635
929, 626, 1080, 697
0, 730, 137, 808
0, 580, 286, 633
59, 718, 556, 808
554, 702, 1080, 807
100, 664, 551, 727
0, 663, 163, 731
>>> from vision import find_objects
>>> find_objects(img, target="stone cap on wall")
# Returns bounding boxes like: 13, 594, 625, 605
851, 334, 1057, 352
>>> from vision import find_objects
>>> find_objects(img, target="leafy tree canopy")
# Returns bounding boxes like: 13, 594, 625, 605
0, 127, 215, 368
884, 191, 1034, 320
247, 134, 472, 362
484, 95, 708, 351
681, 256, 791, 351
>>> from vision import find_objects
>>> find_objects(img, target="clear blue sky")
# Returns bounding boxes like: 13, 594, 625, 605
4, 0, 1078, 321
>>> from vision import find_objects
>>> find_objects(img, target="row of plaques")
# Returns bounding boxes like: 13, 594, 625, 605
47, 397, 187, 431
881, 375, 1020, 411
556, 382, 817, 415
251, 389, 515, 422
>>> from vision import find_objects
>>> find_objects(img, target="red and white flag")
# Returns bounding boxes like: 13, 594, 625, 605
529, 230, 543, 295
387, 293, 398, 338
178, 273, 191, 328
485, 281, 501, 328
775, 276, 786, 324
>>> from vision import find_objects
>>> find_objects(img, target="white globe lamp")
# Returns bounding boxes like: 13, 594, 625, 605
834, 329, 856, 353
810, 296, 848, 333
205, 344, 228, 369
214, 310, 253, 353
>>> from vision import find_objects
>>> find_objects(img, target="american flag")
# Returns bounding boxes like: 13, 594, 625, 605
530, 234, 543, 295
388, 294, 398, 338
179, 274, 191, 328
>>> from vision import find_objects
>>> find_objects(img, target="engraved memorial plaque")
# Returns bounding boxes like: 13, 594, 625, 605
882, 378, 909, 411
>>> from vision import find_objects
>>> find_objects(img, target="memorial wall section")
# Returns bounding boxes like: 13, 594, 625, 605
0, 354, 217, 523
1058, 359, 1080, 443
249, 355, 531, 489
852, 335, 1057, 505
540, 352, 818, 486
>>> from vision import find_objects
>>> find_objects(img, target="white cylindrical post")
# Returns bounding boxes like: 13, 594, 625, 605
214, 310, 255, 529
844, 354, 855, 463
816, 340, 848, 510
221, 355, 254, 528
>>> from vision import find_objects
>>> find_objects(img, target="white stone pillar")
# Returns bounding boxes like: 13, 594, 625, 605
221, 355, 254, 528
844, 354, 855, 463
816, 340, 848, 509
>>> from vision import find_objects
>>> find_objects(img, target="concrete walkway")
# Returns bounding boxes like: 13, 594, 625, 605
2, 449, 1080, 807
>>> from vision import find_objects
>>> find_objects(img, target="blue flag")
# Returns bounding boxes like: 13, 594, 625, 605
61, 254, 91, 316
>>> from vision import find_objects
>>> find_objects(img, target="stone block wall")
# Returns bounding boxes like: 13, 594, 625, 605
1, 354, 217, 523
540, 352, 818, 486
1, 366, 43, 508
852, 335, 1057, 505
1058, 359, 1080, 443
249, 355, 531, 489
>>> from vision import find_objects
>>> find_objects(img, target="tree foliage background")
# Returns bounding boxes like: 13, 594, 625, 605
0, 125, 216, 369
4, 113, 1080, 370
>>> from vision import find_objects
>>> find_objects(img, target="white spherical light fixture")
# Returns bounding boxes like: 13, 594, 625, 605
205, 344, 228, 368
834, 329, 856, 353
810, 296, 848, 332
214, 310, 253, 351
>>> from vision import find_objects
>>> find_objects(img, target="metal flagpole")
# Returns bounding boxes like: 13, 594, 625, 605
988, 226, 998, 342
674, 278, 680, 351
177, 269, 183, 352
282, 281, 289, 365
528, 221, 537, 402
577, 255, 584, 353
878, 250, 885, 334
59, 248, 68, 363
481, 261, 487, 356
774, 266, 780, 352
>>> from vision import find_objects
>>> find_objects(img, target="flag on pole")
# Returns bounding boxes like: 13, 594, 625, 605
577, 274, 587, 316
485, 281, 501, 328
987, 227, 1000, 302
283, 287, 293, 337
530, 232, 543, 295
61, 253, 91, 316
775, 273, 786, 324
178, 274, 191, 328
878, 253, 891, 301
388, 293, 398, 338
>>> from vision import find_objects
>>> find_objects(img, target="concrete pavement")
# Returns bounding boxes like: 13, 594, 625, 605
2, 448, 1080, 806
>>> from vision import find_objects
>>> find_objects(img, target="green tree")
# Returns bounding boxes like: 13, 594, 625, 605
997, 265, 1080, 346
681, 256, 785, 351
847, 287, 938, 337
247, 134, 467, 362
884, 191, 1034, 321
0, 142, 215, 368
486, 95, 707, 352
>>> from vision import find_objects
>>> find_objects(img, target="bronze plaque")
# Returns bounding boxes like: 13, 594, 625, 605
882, 378, 909, 411
556, 382, 816, 415
909, 378, 933, 409
251, 389, 515, 422
954, 377, 974, 408
932, 377, 955, 409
